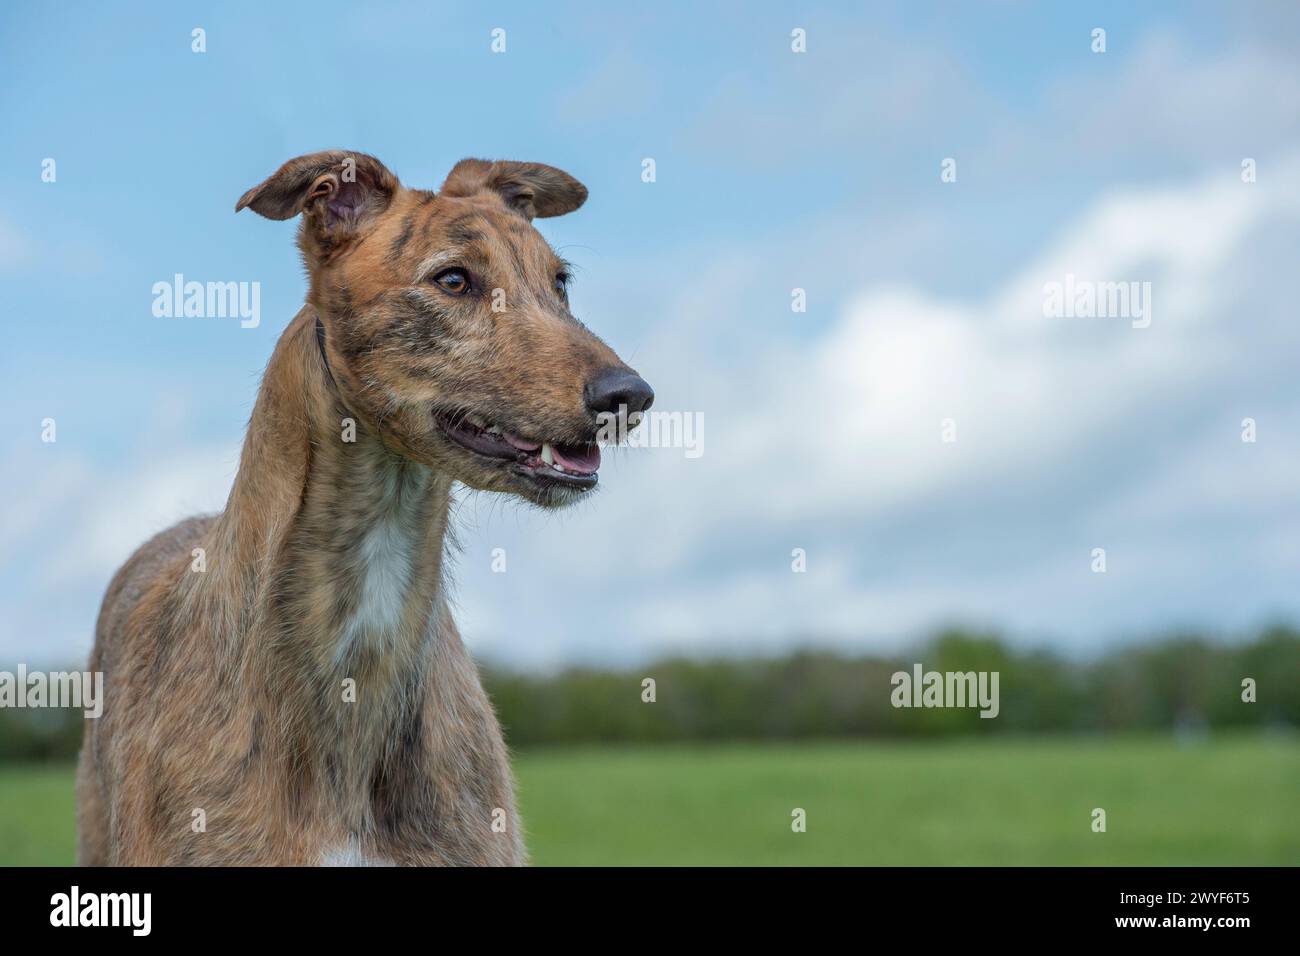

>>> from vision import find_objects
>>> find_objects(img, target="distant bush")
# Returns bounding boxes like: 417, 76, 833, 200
2, 627, 1296, 762
0, 706, 86, 764
485, 627, 1300, 747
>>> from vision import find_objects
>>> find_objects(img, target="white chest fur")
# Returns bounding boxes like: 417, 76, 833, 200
333, 464, 428, 661
319, 840, 397, 867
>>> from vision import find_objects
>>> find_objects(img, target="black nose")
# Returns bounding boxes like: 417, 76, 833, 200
584, 367, 655, 417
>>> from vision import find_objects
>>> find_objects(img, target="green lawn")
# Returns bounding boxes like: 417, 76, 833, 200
3, 735, 1297, 865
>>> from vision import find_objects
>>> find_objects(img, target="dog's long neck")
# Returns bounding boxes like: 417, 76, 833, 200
288, 316, 451, 675
284, 385, 452, 829
213, 307, 468, 835
223, 305, 452, 645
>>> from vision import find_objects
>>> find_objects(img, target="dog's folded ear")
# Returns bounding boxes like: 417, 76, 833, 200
236, 150, 399, 235
441, 159, 587, 220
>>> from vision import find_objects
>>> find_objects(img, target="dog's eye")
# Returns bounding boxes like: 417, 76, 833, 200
432, 268, 471, 295
555, 272, 570, 298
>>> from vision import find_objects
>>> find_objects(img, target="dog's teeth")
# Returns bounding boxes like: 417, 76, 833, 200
540, 443, 554, 466
485, 425, 502, 436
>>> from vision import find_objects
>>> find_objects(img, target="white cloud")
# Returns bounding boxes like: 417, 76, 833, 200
0, 442, 238, 664
455, 158, 1300, 663
46, 449, 239, 587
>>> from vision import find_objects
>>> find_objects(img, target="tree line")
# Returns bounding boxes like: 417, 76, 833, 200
1, 626, 1296, 762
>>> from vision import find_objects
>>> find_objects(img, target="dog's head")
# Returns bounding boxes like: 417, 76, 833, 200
237, 150, 652, 507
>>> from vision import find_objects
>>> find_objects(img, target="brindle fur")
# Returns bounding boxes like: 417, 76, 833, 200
77, 151, 643, 865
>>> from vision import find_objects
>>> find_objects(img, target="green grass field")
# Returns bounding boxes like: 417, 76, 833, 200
2, 735, 1297, 865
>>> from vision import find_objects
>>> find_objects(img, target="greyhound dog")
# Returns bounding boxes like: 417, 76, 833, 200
76, 151, 653, 865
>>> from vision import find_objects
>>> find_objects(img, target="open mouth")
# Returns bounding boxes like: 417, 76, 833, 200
436, 412, 601, 488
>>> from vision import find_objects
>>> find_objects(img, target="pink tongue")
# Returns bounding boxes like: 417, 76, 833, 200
504, 432, 541, 452
551, 443, 601, 475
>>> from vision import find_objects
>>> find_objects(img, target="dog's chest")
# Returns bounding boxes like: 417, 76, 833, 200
339, 512, 418, 650
331, 466, 430, 659
319, 840, 398, 867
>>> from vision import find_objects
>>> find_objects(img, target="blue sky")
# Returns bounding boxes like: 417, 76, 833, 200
4, 1, 1300, 667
